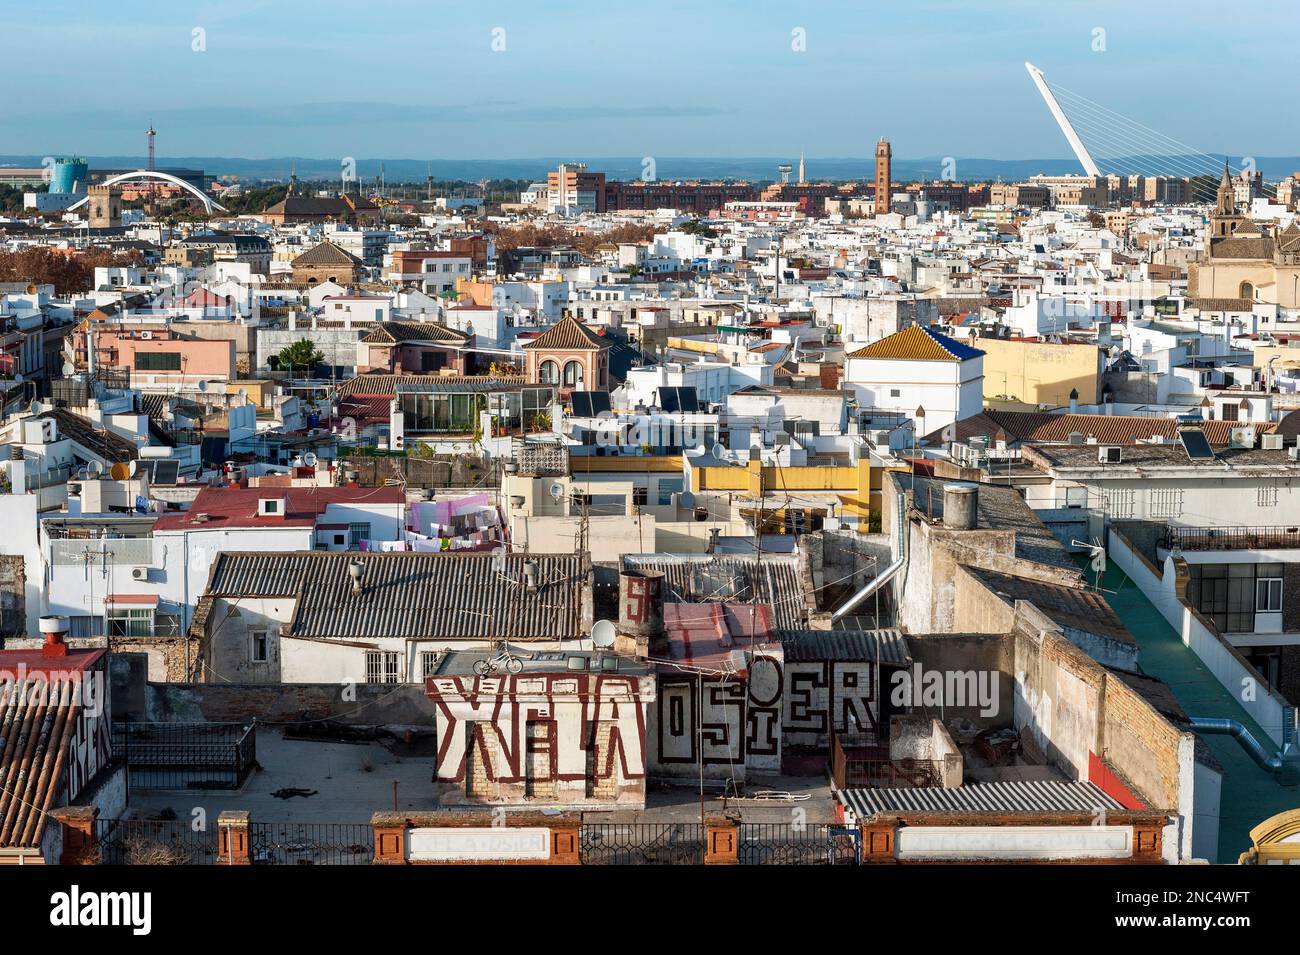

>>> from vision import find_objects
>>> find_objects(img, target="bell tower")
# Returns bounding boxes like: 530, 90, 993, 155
874, 138, 892, 215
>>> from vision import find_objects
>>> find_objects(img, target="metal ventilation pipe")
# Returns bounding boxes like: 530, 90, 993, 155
1187, 717, 1285, 773
347, 559, 365, 596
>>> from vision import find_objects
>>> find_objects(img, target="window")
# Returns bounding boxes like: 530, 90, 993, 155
1064, 486, 1088, 509
365, 651, 400, 684
889, 388, 901, 398
107, 607, 152, 637
250, 630, 269, 663
539, 360, 559, 384
1150, 488, 1183, 519
563, 360, 583, 387
135, 351, 182, 371
1188, 564, 1269, 633
632, 486, 648, 507
1221, 403, 1238, 422
1102, 487, 1135, 519
1257, 576, 1283, 613
420, 651, 440, 680
657, 476, 684, 507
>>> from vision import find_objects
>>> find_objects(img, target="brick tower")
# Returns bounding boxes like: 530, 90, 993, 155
874, 137, 892, 215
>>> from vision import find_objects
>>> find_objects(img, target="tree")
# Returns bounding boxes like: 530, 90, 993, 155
276, 339, 324, 374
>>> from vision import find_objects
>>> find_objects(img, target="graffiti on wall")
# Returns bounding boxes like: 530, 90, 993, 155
426, 673, 649, 791
780, 660, 877, 747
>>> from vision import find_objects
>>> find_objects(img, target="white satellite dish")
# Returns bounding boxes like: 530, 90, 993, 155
710, 442, 725, 458
238, 388, 248, 400
86, 461, 104, 477
303, 452, 318, 467
28, 400, 44, 414
591, 619, 616, 649
549, 482, 565, 502
61, 362, 75, 377
128, 460, 138, 477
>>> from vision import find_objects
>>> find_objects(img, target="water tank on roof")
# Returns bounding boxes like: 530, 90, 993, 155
49, 158, 89, 195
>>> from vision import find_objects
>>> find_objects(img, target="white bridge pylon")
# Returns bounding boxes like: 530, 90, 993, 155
66, 169, 227, 214
1025, 62, 1102, 177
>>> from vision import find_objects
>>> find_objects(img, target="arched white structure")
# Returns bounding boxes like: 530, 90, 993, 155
67, 170, 227, 213
1025, 62, 1101, 177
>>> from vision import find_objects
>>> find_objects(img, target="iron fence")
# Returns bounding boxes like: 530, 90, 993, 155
737, 823, 860, 865
1163, 524, 1300, 551
93, 818, 218, 866
113, 720, 257, 791
248, 822, 373, 866
580, 823, 705, 865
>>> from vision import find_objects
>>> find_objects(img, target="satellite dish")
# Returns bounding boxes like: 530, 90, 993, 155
61, 363, 74, 377
86, 461, 104, 478
238, 388, 248, 400
549, 482, 565, 502
197, 380, 208, 392
28, 400, 44, 414
591, 619, 616, 649
303, 452, 318, 467
75, 467, 89, 481
128, 460, 138, 477
109, 462, 130, 481
710, 442, 725, 458
680, 490, 696, 510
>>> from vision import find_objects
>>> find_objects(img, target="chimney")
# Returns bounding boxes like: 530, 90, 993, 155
523, 560, 539, 593
1068, 388, 1078, 414
942, 484, 978, 531
347, 559, 365, 596
39, 614, 70, 658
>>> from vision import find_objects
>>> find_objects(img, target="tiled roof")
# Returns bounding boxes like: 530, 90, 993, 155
203, 551, 588, 641
840, 780, 1125, 818
621, 554, 808, 629
49, 409, 139, 462
0, 649, 106, 849
847, 324, 984, 362
962, 566, 1135, 645
292, 240, 363, 268
1186, 298, 1255, 311
522, 315, 611, 351
1209, 237, 1274, 260
779, 628, 912, 666
359, 322, 470, 346
336, 373, 525, 397
931, 409, 1275, 448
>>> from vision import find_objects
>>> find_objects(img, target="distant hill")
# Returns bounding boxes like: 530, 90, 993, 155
3, 154, 1297, 184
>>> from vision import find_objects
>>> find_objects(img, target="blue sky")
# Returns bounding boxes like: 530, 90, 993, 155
3, 0, 1296, 161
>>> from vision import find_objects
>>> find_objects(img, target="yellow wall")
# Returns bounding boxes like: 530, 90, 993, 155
1249, 344, 1300, 369
977, 337, 1103, 406
692, 458, 876, 508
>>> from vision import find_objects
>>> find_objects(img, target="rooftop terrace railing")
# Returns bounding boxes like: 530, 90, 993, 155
1163, 525, 1300, 552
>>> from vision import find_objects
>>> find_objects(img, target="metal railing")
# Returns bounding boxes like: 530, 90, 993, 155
830, 732, 942, 790
580, 823, 705, 865
1163, 524, 1300, 552
248, 822, 373, 866
94, 818, 218, 866
738, 823, 861, 865
113, 720, 257, 791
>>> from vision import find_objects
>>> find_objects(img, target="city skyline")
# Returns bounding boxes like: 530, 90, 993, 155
3, 0, 1297, 160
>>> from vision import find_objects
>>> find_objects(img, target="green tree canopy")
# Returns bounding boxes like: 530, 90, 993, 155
276, 339, 325, 373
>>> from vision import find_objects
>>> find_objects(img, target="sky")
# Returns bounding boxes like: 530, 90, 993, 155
2, 0, 1297, 162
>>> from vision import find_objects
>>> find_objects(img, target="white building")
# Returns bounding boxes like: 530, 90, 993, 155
843, 324, 985, 433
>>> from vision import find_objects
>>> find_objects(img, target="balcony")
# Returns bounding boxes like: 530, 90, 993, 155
1164, 525, 1300, 552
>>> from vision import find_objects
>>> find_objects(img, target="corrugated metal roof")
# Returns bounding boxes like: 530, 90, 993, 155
621, 553, 807, 630
779, 628, 912, 666
840, 780, 1124, 818
205, 552, 588, 641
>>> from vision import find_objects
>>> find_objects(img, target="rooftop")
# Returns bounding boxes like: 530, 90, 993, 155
152, 484, 405, 532
847, 324, 984, 362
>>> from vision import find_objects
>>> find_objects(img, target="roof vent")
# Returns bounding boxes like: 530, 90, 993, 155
348, 559, 365, 596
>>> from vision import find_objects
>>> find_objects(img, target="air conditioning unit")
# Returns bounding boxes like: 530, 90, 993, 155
139, 330, 153, 340
1098, 445, 1122, 464
1261, 433, 1284, 451
130, 566, 150, 581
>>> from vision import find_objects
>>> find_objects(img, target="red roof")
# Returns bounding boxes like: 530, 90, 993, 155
152, 485, 404, 532
662, 602, 777, 671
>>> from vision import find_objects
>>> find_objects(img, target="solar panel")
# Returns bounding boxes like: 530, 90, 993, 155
151, 460, 181, 485
1179, 428, 1214, 460
569, 391, 611, 417
658, 386, 698, 413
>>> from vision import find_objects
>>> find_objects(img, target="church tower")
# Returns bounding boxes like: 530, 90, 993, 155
1209, 160, 1246, 240
874, 138, 892, 215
